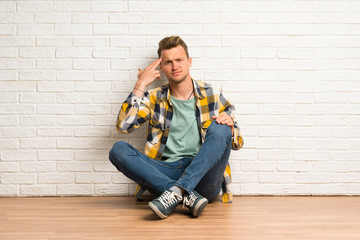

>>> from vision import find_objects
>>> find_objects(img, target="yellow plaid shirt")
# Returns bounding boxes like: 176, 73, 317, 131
116, 80, 244, 202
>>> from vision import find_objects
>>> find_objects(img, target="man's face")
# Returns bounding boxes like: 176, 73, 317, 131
160, 45, 192, 85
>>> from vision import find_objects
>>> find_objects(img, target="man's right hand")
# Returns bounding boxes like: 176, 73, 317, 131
133, 58, 162, 95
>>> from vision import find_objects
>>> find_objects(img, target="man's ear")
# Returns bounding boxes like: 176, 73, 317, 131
189, 57, 192, 67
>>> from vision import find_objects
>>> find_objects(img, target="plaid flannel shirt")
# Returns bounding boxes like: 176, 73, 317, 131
116, 80, 244, 203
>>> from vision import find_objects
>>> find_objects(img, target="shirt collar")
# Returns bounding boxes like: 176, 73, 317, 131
161, 79, 205, 102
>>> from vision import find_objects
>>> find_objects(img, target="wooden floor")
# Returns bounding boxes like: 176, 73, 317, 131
0, 196, 360, 240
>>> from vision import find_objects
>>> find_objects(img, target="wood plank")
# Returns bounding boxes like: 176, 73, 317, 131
0, 196, 359, 239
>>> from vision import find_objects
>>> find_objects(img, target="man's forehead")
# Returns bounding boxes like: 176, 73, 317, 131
160, 46, 187, 59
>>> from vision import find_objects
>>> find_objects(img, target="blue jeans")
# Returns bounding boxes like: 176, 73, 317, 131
109, 121, 232, 202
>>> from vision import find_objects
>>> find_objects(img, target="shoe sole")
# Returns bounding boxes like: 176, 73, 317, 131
192, 198, 208, 217
148, 202, 168, 219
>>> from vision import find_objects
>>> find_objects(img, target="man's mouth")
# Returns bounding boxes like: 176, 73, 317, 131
172, 71, 181, 76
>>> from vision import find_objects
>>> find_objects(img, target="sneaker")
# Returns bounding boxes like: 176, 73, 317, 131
183, 191, 208, 217
148, 190, 183, 219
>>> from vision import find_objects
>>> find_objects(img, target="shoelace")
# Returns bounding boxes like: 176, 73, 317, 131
183, 192, 197, 208
158, 191, 181, 209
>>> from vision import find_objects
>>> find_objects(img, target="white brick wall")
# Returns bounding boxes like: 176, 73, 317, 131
1, 0, 360, 197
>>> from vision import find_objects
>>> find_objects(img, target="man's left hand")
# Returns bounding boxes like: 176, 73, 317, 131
212, 112, 234, 135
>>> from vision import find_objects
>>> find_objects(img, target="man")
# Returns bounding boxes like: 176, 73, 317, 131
109, 36, 243, 219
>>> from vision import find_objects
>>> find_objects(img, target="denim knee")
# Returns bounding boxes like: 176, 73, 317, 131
207, 121, 232, 142
109, 141, 130, 167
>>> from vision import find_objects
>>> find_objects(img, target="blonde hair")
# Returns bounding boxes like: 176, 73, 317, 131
157, 36, 189, 58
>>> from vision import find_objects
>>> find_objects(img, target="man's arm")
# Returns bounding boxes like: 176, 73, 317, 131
116, 58, 162, 133
212, 93, 244, 150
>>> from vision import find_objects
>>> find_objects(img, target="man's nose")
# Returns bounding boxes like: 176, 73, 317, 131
172, 61, 179, 70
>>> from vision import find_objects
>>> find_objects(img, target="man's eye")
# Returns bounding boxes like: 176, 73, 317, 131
177, 59, 183, 62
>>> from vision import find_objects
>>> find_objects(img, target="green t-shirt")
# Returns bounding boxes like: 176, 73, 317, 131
162, 96, 201, 162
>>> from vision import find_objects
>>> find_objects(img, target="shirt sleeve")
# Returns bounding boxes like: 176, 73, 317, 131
218, 92, 244, 150
116, 91, 151, 133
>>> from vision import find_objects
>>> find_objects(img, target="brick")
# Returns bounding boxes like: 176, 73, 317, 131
35, 13, 71, 23
17, 1, 53, 12
0, 115, 17, 126
20, 93, 56, 103
0, 59, 34, 70
182, 13, 219, 24
57, 184, 93, 196
75, 127, 110, 137
54, 2, 89, 12
0, 70, 16, 80
112, 173, 134, 184
37, 37, 72, 47
0, 105, 34, 115
277, 162, 312, 172
94, 71, 130, 82
259, 173, 294, 183
56, 116, 93, 126
72, 13, 107, 24
38, 150, 74, 161
19, 70, 56, 80
75, 105, 110, 115
93, 48, 128, 59
57, 71, 92, 81
313, 2, 349, 12
257, 13, 292, 23
20, 116, 56, 126
39, 173, 74, 184
294, 13, 329, 24
73, 59, 110, 70
110, 36, 145, 47
57, 162, 93, 172
91, 2, 127, 12
37, 128, 73, 137
0, 162, 19, 172
0, 185, 19, 197
37, 59, 72, 70
55, 24, 92, 35
93, 24, 128, 35
0, 12, 34, 24
0, 2, 16, 12
73, 37, 109, 47
1, 173, 36, 184
57, 138, 94, 149
18, 24, 53, 36
0, 24, 15, 35
296, 173, 331, 184
37, 104, 74, 115
95, 184, 129, 196
0, 128, 35, 138
75, 82, 111, 92
129, 24, 202, 35
0, 92, 17, 103
110, 13, 144, 24
241, 48, 277, 58
57, 93, 92, 103
94, 161, 118, 172
20, 138, 56, 149
20, 162, 56, 172
241, 162, 276, 172
129, 1, 166, 12
56, 48, 92, 58
76, 173, 112, 184
21, 185, 56, 196
37, 82, 73, 92
221, 13, 256, 23
144, 13, 181, 24
75, 150, 109, 161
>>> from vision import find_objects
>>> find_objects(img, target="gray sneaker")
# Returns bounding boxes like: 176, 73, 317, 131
183, 191, 208, 217
148, 190, 183, 219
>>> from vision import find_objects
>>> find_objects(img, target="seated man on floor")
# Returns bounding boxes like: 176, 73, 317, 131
109, 36, 243, 219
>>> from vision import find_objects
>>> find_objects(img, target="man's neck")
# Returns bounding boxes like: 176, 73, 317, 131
169, 77, 194, 100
